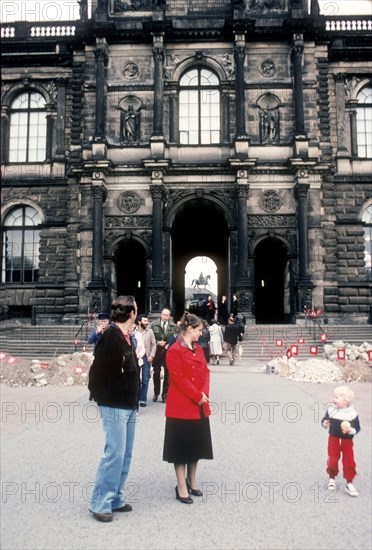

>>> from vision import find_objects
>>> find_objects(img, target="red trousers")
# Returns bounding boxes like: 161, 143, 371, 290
326, 435, 357, 481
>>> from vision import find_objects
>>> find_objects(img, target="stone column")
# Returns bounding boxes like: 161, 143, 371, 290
334, 73, 349, 155
168, 89, 177, 143
152, 33, 164, 138
94, 40, 108, 139
55, 78, 66, 158
45, 103, 54, 162
291, 36, 306, 137
150, 182, 164, 283
295, 182, 310, 279
90, 183, 106, 286
236, 180, 250, 285
348, 99, 359, 157
234, 33, 247, 139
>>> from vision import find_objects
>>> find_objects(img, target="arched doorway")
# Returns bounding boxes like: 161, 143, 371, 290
115, 239, 146, 313
171, 201, 229, 320
254, 237, 289, 323
185, 256, 218, 317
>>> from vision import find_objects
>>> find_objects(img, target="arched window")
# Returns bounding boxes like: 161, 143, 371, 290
2, 206, 41, 283
356, 87, 372, 158
362, 203, 372, 281
179, 68, 220, 145
9, 91, 47, 162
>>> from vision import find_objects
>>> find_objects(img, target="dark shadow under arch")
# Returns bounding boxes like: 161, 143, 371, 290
115, 239, 146, 314
254, 237, 289, 324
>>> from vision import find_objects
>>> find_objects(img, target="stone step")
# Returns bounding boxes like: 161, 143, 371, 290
1, 322, 370, 359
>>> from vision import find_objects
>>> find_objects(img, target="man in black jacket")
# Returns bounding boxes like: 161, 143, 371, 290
223, 317, 243, 365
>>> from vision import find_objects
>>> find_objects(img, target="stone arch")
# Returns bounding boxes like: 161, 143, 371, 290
2, 80, 50, 107
173, 55, 226, 82
1, 199, 45, 225
349, 77, 371, 101
164, 191, 235, 230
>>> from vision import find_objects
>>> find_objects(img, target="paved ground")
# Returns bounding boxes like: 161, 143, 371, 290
1, 358, 371, 550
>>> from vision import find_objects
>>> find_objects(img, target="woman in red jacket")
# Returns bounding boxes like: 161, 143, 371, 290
163, 312, 213, 504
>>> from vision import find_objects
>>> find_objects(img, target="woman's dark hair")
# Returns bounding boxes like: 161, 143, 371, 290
179, 311, 202, 332
111, 295, 136, 323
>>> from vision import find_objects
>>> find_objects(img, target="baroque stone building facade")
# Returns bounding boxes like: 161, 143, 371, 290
1, 0, 371, 324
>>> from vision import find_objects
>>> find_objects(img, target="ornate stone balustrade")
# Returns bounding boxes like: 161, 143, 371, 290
325, 18, 372, 31
1, 23, 76, 39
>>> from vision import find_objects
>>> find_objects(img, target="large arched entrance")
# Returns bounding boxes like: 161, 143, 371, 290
171, 201, 229, 320
115, 239, 147, 313
254, 237, 290, 324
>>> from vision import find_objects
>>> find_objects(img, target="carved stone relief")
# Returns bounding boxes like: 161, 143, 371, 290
259, 190, 282, 213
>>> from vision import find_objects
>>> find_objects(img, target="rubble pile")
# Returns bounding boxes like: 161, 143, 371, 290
265, 341, 372, 384
0, 352, 94, 388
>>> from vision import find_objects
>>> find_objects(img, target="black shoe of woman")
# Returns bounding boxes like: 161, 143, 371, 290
175, 486, 193, 504
186, 479, 203, 497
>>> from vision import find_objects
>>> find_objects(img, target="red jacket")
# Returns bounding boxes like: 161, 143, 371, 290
165, 339, 211, 420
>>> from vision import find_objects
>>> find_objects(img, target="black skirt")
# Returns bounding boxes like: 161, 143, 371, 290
163, 411, 213, 463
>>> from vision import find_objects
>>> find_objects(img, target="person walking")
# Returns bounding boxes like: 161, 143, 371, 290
204, 294, 216, 323
231, 294, 239, 317
88, 295, 140, 522
198, 319, 211, 363
208, 319, 223, 365
136, 314, 157, 408
322, 385, 361, 496
222, 317, 243, 365
163, 312, 213, 504
151, 308, 177, 403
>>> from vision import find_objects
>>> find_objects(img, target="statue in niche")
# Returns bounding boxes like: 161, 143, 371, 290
261, 109, 279, 142
121, 105, 139, 143
249, 0, 283, 9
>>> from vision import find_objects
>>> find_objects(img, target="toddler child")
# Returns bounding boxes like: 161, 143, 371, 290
322, 385, 361, 497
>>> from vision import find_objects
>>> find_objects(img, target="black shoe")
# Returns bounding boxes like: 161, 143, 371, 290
112, 504, 132, 512
153, 395, 158, 402
186, 479, 203, 497
162, 395, 167, 403
175, 486, 193, 504
139, 402, 147, 407
89, 509, 113, 522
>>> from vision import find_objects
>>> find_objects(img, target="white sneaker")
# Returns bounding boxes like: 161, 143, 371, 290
327, 478, 336, 490
345, 482, 359, 497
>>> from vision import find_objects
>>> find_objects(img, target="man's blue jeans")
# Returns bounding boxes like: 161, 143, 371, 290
90, 406, 137, 514
139, 357, 150, 404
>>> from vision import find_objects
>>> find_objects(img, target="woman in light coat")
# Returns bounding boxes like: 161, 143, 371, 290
208, 319, 223, 365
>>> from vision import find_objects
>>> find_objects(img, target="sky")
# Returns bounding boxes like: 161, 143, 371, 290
0, 0, 371, 22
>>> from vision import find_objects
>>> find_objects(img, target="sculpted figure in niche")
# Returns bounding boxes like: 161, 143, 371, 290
249, 0, 283, 10
122, 105, 139, 143
261, 109, 279, 142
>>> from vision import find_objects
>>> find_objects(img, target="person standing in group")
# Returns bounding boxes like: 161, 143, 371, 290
87, 312, 112, 354
151, 308, 177, 403
163, 312, 213, 504
322, 386, 361, 496
88, 296, 140, 522
218, 294, 229, 325
208, 319, 223, 365
198, 319, 210, 364
204, 294, 216, 323
231, 294, 239, 317
136, 314, 157, 408
222, 316, 243, 365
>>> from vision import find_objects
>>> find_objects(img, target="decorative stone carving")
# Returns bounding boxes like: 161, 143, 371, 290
248, 0, 284, 10
259, 190, 282, 213
221, 54, 235, 80
248, 215, 295, 227
117, 191, 142, 213
259, 59, 277, 78
344, 76, 360, 100
122, 61, 139, 79
105, 215, 152, 228
163, 54, 180, 79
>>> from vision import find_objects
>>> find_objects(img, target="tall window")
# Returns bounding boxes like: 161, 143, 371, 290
9, 91, 47, 162
2, 206, 41, 283
356, 87, 372, 158
362, 204, 372, 281
179, 68, 220, 145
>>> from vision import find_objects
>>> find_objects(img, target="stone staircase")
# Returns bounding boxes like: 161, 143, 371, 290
0, 321, 371, 360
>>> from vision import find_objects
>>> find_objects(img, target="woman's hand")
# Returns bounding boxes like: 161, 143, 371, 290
198, 392, 209, 405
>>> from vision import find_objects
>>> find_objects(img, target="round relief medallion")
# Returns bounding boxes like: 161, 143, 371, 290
122, 62, 139, 79
259, 59, 277, 78
259, 190, 282, 213
118, 191, 141, 214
